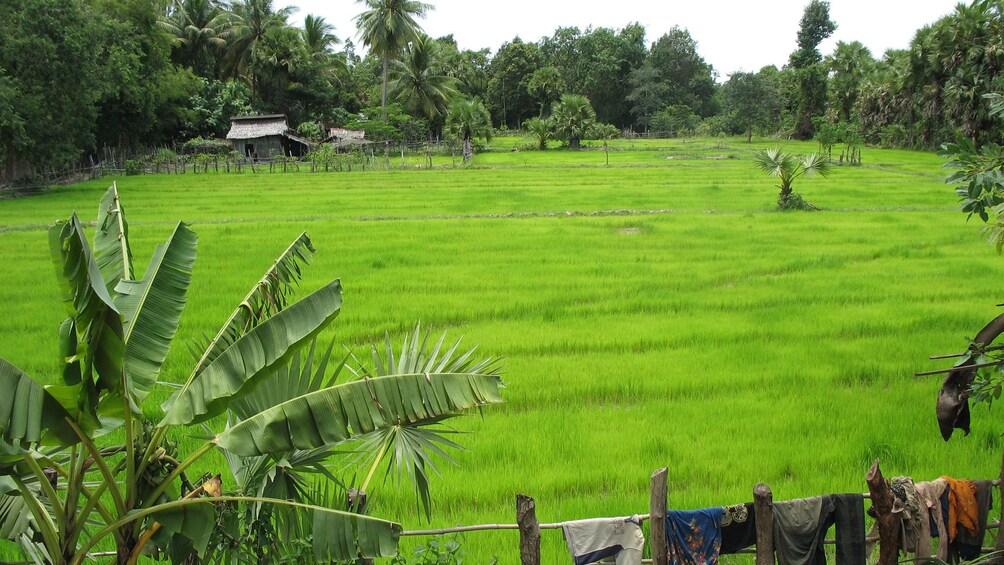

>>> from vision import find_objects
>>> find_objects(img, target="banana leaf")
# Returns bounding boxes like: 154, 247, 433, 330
216, 372, 503, 457
160, 279, 343, 426
192, 233, 314, 377
93, 183, 134, 294
114, 222, 197, 408
49, 215, 124, 395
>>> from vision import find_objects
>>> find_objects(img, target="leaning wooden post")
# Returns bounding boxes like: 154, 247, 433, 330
866, 459, 901, 565
516, 494, 540, 565
650, 467, 668, 565
994, 447, 1004, 564
754, 483, 775, 565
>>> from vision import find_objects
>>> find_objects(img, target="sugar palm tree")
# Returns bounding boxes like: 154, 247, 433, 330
446, 98, 492, 163
552, 94, 596, 150
355, 0, 432, 118
752, 147, 831, 208
389, 34, 457, 124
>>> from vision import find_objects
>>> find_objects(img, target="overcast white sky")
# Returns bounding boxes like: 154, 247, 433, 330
290, 0, 961, 78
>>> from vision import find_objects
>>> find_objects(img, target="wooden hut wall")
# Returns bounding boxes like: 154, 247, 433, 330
231, 136, 284, 160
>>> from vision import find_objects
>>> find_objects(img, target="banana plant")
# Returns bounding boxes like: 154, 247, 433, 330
0, 184, 504, 564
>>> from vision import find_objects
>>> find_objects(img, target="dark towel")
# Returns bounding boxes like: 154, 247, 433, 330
952, 480, 994, 562
721, 503, 757, 554
831, 494, 866, 565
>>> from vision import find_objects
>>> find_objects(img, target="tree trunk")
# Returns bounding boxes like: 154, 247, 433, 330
570, 137, 580, 150
463, 134, 472, 163
866, 460, 901, 565
381, 56, 389, 120
747, 129, 753, 143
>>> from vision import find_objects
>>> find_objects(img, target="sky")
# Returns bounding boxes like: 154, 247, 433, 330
290, 0, 962, 78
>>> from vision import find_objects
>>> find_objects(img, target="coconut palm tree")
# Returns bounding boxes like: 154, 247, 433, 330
752, 147, 831, 208
159, 0, 232, 77
354, 0, 432, 118
389, 34, 457, 124
446, 98, 492, 163
551, 94, 596, 150
223, 0, 296, 96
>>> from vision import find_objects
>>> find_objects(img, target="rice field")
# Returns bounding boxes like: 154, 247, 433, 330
1, 138, 1001, 563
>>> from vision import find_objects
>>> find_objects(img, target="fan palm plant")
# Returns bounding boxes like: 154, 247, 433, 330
0, 184, 503, 564
752, 147, 831, 209
552, 94, 597, 150
446, 98, 492, 163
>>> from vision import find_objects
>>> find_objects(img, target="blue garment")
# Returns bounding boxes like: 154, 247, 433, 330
665, 508, 723, 565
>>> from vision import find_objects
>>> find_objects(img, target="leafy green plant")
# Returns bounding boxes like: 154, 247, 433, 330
124, 159, 145, 176
752, 147, 831, 210
390, 535, 471, 565
0, 183, 504, 564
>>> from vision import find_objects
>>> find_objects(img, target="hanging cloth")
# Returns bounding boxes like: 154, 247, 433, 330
831, 494, 866, 565
665, 508, 723, 565
721, 503, 757, 554
950, 479, 992, 562
562, 516, 645, 565
915, 478, 949, 561
773, 496, 830, 565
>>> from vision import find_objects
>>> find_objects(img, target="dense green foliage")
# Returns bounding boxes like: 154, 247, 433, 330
3, 0, 1004, 187
0, 141, 999, 562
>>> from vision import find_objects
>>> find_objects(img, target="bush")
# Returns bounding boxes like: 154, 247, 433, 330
777, 192, 819, 211
124, 159, 145, 176
182, 136, 232, 157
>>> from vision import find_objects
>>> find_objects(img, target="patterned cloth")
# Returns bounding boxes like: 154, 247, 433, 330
721, 503, 757, 554
665, 508, 723, 565
915, 478, 949, 561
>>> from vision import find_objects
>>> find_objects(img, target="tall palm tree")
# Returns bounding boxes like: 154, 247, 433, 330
302, 14, 338, 62
446, 98, 492, 163
389, 34, 457, 124
223, 0, 296, 89
159, 0, 232, 77
354, 0, 432, 117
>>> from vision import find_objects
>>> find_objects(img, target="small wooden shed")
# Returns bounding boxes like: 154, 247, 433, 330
226, 115, 310, 160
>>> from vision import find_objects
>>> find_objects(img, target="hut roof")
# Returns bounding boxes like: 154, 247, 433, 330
325, 128, 366, 142
226, 115, 290, 139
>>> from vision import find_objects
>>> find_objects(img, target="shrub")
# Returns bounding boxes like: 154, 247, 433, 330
124, 159, 145, 176
182, 136, 232, 157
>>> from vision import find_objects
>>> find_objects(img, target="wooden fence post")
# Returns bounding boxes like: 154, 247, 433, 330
650, 467, 668, 565
866, 459, 901, 565
994, 447, 1004, 564
754, 483, 775, 565
516, 494, 540, 565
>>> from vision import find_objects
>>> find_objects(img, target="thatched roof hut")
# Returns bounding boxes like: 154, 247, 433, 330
226, 115, 309, 160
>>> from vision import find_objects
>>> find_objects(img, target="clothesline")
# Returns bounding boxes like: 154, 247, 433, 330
402, 514, 652, 536
402, 480, 1002, 536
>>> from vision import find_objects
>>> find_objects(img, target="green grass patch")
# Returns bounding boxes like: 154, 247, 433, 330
0, 139, 997, 563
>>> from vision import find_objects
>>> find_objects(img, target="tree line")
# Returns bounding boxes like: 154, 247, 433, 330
1, 0, 1003, 184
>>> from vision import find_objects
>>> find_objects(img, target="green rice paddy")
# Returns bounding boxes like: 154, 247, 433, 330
1, 138, 1001, 563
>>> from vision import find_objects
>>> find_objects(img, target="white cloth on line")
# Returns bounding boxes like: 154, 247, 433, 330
561, 515, 645, 565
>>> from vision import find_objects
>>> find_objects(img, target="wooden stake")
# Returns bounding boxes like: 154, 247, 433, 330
650, 468, 668, 565
994, 447, 1004, 564
516, 494, 540, 565
866, 459, 901, 565
754, 483, 775, 565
